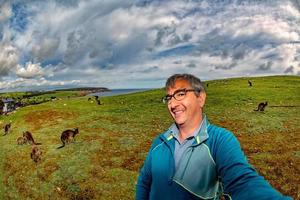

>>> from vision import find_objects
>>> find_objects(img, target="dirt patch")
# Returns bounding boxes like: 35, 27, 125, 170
24, 110, 78, 131
50, 182, 96, 200
121, 149, 146, 171
239, 129, 300, 198
215, 118, 247, 134
90, 129, 151, 172
81, 134, 102, 142
3, 152, 32, 198
220, 119, 300, 199
38, 161, 60, 181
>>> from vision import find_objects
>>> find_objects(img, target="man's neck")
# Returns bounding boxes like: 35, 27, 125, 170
178, 118, 203, 142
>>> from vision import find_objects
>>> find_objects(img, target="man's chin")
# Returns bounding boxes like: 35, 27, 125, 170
171, 114, 185, 125
174, 119, 185, 126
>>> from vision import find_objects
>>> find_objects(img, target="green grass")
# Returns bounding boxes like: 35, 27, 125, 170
0, 75, 299, 199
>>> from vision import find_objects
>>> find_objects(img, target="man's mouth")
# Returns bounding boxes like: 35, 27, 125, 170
172, 110, 184, 116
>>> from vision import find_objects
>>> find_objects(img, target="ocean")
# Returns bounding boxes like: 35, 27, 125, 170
88, 88, 152, 97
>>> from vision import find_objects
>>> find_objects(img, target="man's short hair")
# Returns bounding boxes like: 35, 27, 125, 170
165, 74, 205, 96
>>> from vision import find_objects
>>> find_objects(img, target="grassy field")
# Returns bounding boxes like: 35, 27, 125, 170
0, 75, 299, 199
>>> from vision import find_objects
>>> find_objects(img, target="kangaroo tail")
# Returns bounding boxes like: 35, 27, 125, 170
34, 142, 42, 145
57, 144, 65, 149
57, 141, 65, 149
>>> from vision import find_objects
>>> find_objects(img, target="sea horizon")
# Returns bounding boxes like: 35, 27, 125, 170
88, 88, 155, 97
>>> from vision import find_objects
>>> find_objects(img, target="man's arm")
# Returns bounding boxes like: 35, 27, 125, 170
214, 129, 292, 200
136, 150, 152, 200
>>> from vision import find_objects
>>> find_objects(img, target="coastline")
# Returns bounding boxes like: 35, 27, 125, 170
88, 88, 153, 97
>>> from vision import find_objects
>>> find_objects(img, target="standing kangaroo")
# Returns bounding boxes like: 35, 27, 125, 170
96, 99, 101, 105
254, 101, 268, 111
248, 80, 252, 87
57, 128, 79, 149
23, 131, 42, 145
3, 123, 11, 136
31, 145, 42, 163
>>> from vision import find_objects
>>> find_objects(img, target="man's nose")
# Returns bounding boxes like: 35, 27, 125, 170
168, 97, 179, 107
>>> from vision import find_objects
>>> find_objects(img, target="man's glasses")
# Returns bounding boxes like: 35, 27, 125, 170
162, 89, 200, 104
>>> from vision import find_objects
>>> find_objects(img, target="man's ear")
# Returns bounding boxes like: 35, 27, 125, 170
198, 92, 206, 108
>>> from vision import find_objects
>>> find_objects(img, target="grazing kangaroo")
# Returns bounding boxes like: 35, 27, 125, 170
254, 102, 268, 111
57, 128, 79, 149
3, 123, 11, 136
31, 145, 42, 163
23, 131, 42, 145
16, 136, 27, 145
248, 80, 252, 87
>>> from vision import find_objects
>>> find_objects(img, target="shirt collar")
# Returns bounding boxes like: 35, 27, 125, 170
164, 114, 209, 145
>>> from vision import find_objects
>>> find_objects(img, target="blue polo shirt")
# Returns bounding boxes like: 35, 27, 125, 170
169, 117, 204, 169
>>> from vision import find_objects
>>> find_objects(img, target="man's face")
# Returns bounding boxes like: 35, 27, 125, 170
166, 79, 206, 128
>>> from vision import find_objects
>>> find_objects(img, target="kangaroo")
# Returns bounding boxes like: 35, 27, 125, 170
254, 101, 268, 111
57, 128, 79, 149
16, 136, 27, 145
96, 99, 101, 105
248, 80, 252, 87
23, 131, 42, 145
31, 145, 42, 163
3, 123, 11, 136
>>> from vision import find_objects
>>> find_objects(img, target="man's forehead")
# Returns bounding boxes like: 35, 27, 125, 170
166, 79, 191, 92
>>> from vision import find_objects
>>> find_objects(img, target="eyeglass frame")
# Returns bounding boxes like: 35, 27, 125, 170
162, 88, 201, 104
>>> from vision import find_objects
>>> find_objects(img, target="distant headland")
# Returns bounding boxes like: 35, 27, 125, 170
54, 87, 110, 92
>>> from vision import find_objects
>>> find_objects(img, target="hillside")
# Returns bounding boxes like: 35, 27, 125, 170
0, 75, 299, 199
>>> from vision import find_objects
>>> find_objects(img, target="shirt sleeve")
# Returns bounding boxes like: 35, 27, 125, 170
214, 129, 292, 200
136, 149, 152, 200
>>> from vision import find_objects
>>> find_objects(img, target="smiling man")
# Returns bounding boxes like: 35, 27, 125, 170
136, 74, 292, 200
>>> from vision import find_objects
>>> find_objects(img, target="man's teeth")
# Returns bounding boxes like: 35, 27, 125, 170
174, 110, 183, 115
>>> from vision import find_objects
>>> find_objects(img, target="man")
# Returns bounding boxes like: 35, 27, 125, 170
136, 74, 292, 200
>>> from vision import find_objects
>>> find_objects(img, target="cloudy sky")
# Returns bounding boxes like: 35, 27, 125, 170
0, 0, 299, 91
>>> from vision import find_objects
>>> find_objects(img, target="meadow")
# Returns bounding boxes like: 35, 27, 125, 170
0, 75, 299, 200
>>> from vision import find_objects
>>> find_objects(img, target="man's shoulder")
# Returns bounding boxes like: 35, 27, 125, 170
149, 133, 165, 149
207, 123, 236, 141
208, 123, 231, 134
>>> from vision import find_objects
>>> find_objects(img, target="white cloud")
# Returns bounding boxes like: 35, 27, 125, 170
31, 37, 60, 62
0, 1, 11, 22
277, 43, 300, 73
0, 29, 19, 77
16, 62, 45, 78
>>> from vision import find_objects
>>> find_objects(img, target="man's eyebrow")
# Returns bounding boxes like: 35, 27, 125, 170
173, 88, 186, 93
167, 88, 186, 95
